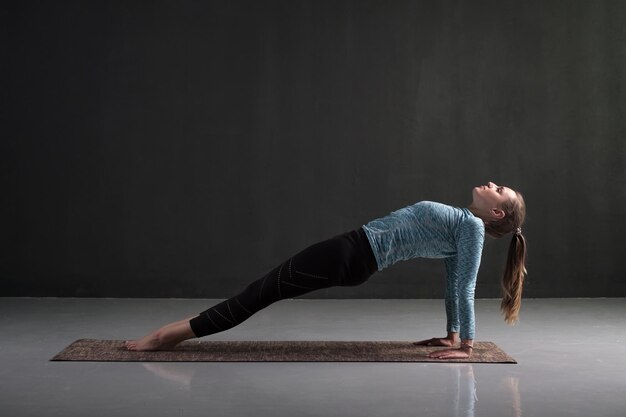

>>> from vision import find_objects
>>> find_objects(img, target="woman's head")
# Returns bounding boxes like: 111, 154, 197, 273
470, 181, 527, 325
470, 182, 525, 238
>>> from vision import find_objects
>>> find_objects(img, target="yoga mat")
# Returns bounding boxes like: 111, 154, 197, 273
51, 339, 516, 363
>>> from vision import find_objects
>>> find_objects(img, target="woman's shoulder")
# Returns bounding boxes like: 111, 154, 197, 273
459, 208, 485, 237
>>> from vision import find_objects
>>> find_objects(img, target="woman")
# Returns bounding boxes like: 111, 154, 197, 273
126, 182, 527, 359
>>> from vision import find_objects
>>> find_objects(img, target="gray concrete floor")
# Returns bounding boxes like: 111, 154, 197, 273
1, 297, 625, 417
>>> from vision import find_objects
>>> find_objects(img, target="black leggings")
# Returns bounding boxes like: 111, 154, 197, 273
189, 227, 378, 338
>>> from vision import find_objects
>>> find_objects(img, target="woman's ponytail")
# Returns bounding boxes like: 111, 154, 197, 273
484, 190, 527, 325
500, 230, 527, 324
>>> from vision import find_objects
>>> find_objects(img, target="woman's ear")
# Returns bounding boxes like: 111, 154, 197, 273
490, 208, 506, 220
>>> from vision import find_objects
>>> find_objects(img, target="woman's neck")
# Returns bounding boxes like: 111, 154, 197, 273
467, 205, 487, 221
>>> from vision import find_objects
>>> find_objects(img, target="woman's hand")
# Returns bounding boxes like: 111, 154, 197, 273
427, 348, 471, 360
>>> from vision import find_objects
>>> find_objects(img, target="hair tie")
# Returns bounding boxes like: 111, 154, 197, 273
514, 227, 522, 236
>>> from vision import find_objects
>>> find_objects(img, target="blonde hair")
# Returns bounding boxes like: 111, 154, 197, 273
484, 191, 527, 324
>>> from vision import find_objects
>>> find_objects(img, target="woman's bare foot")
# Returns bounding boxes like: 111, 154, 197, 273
125, 317, 197, 352
125, 331, 177, 351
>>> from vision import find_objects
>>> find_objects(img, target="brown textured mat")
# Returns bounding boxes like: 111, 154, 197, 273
51, 339, 516, 363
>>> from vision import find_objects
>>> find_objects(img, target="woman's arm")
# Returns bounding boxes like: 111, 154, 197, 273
455, 219, 484, 342
414, 257, 461, 348
428, 219, 484, 359
444, 256, 461, 336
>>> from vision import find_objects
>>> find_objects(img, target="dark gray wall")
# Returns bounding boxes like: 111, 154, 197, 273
3, 0, 625, 299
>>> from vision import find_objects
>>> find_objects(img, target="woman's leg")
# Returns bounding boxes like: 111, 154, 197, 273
187, 234, 354, 339
126, 228, 376, 351
125, 249, 338, 352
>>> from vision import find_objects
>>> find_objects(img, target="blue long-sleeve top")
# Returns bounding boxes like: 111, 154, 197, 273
362, 201, 485, 340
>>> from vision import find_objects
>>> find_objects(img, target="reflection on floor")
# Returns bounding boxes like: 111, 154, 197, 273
1, 298, 624, 417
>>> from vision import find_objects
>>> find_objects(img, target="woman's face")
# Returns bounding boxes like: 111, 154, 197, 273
471, 182, 517, 219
